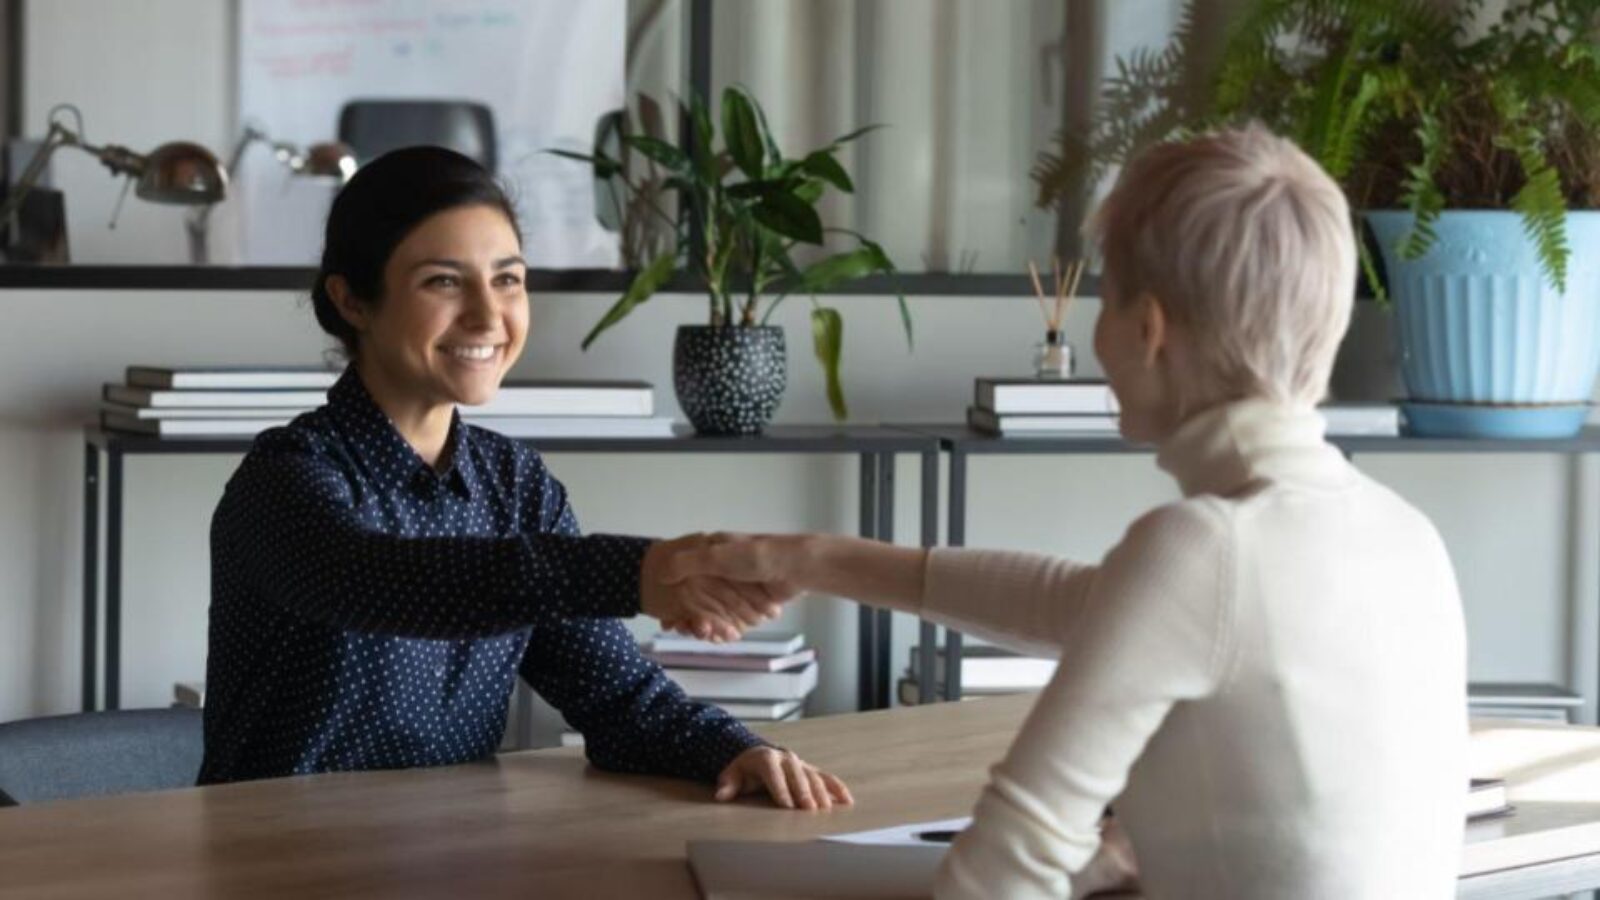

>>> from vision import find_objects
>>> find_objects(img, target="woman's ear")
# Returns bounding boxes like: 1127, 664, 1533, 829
1137, 292, 1168, 369
326, 275, 370, 334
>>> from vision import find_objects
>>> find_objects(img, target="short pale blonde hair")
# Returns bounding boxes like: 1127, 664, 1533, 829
1088, 123, 1356, 407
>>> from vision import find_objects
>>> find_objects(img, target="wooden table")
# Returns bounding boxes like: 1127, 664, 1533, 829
10, 696, 1600, 899
0, 695, 1030, 899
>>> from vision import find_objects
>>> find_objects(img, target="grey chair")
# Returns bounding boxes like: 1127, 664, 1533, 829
337, 99, 498, 171
0, 708, 202, 806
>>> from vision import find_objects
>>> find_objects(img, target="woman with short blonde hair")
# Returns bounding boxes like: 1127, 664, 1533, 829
668, 125, 1468, 898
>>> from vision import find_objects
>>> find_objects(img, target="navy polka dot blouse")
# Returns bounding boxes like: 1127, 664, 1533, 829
198, 368, 763, 785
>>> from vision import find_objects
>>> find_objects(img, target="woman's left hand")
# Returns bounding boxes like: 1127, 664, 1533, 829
714, 746, 854, 810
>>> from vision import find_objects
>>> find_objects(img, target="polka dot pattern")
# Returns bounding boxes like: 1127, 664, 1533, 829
198, 367, 763, 786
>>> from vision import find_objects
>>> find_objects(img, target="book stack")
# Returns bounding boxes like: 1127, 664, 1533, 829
460, 380, 673, 438
102, 366, 339, 437
101, 365, 675, 438
1319, 403, 1400, 437
646, 630, 819, 723
896, 644, 1056, 705
967, 378, 1120, 436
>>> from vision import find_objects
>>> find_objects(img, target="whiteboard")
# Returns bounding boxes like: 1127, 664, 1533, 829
234, 0, 624, 268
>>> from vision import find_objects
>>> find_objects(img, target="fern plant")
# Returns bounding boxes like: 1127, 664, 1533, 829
550, 86, 912, 421
1034, 0, 1600, 294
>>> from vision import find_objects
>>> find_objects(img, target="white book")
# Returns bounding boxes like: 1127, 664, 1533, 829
126, 366, 339, 390
463, 415, 676, 439
103, 411, 290, 436
713, 699, 804, 721
649, 631, 805, 657
974, 378, 1118, 415
102, 402, 316, 420
666, 660, 819, 701
647, 648, 817, 672
1467, 778, 1511, 820
104, 384, 329, 408
967, 406, 1120, 436
916, 645, 1057, 691
1319, 403, 1400, 436
470, 381, 654, 417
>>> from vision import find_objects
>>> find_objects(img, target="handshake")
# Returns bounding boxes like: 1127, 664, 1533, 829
638, 532, 807, 642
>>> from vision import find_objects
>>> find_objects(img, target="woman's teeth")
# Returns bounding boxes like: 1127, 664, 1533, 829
443, 345, 497, 361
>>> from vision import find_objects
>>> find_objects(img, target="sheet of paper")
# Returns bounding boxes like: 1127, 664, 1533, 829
823, 816, 973, 847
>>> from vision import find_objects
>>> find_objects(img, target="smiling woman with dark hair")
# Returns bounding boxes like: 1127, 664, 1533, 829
199, 146, 850, 812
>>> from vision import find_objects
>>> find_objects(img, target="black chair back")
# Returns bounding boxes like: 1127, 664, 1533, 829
337, 100, 497, 172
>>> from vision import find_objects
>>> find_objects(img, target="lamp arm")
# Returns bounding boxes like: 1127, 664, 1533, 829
0, 122, 78, 232
186, 127, 263, 243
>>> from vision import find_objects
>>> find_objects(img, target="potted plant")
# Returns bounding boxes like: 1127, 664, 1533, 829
1033, 0, 1600, 437
551, 87, 911, 435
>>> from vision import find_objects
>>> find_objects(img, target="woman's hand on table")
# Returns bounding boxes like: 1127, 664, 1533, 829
715, 746, 854, 811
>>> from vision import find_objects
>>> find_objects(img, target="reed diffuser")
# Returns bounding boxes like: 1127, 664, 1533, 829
1028, 256, 1083, 379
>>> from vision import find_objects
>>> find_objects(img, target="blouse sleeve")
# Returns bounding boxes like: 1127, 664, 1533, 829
211, 431, 651, 639
516, 465, 765, 781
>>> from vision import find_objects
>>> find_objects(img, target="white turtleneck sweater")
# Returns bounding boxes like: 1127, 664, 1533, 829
919, 399, 1468, 899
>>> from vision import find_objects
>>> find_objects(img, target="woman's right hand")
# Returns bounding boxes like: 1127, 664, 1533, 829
660, 532, 809, 598
640, 533, 800, 641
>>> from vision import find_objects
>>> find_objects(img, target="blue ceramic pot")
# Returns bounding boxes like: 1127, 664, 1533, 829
673, 325, 787, 435
1366, 210, 1600, 437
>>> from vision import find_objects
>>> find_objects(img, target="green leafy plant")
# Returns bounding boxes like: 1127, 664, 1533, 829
1032, 0, 1600, 295
549, 86, 912, 420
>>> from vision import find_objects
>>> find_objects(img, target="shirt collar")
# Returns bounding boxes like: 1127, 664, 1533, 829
327, 366, 476, 500
1155, 397, 1352, 498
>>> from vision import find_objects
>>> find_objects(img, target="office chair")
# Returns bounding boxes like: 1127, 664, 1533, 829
337, 100, 498, 172
0, 708, 202, 805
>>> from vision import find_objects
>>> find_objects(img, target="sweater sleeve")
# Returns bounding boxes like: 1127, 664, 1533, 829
927, 500, 1235, 900
919, 548, 1099, 658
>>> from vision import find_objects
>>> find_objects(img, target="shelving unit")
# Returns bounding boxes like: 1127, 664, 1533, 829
79, 425, 941, 719
891, 424, 1600, 724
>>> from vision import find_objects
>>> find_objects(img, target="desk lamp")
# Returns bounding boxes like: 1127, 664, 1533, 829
185, 125, 357, 263
0, 105, 227, 247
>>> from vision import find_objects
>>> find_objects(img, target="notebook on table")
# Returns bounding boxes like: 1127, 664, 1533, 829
687, 839, 943, 899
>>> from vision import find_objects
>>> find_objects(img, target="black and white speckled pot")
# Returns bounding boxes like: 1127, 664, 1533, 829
673, 325, 787, 435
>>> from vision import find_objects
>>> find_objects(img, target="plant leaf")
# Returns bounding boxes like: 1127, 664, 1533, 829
545, 148, 621, 180
793, 179, 825, 204
828, 124, 885, 147
721, 87, 766, 179
811, 305, 848, 421
800, 150, 853, 193
798, 247, 882, 293
1397, 105, 1447, 262
726, 177, 805, 201
753, 191, 824, 244
817, 229, 911, 348
622, 135, 688, 172
680, 95, 717, 183
580, 252, 677, 350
